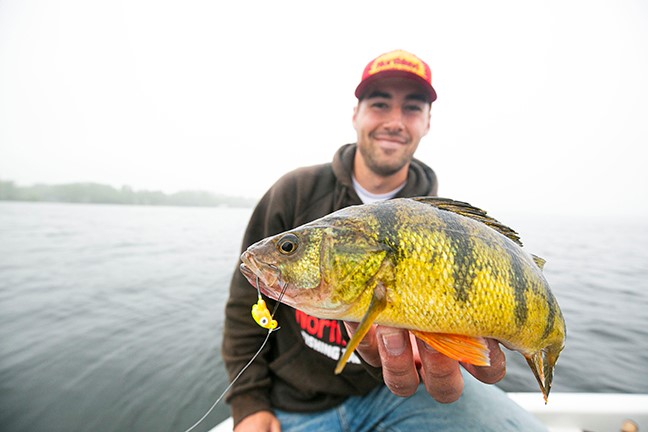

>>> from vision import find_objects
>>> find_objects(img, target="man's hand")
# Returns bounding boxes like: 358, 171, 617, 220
344, 323, 506, 403
234, 410, 281, 432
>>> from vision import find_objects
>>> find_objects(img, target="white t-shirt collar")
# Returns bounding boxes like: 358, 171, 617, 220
352, 175, 406, 204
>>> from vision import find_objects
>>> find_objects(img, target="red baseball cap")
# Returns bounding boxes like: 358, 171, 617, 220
355, 49, 437, 102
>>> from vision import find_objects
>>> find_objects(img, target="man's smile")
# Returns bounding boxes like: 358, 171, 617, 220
372, 133, 409, 151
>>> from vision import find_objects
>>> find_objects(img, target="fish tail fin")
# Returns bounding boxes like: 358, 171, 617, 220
412, 331, 491, 366
525, 343, 562, 404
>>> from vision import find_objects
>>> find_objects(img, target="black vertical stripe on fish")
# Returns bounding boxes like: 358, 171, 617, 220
442, 213, 476, 303
541, 295, 557, 340
375, 205, 400, 255
508, 247, 529, 327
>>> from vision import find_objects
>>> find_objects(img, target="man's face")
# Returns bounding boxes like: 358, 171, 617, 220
353, 77, 431, 177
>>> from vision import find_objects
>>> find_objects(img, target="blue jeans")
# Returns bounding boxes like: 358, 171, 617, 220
275, 371, 547, 432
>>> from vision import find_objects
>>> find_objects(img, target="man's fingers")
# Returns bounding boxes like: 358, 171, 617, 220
415, 338, 464, 403
343, 322, 381, 367
375, 326, 420, 397
344, 323, 420, 396
462, 339, 506, 384
344, 324, 505, 403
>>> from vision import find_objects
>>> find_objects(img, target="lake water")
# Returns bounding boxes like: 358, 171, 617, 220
1, 201, 647, 432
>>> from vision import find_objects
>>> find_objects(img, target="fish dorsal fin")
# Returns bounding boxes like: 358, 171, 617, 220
411, 197, 523, 247
532, 254, 546, 270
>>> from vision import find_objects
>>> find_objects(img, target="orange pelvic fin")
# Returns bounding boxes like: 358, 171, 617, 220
411, 331, 491, 367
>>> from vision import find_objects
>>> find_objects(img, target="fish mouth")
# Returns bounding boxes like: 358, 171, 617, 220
240, 251, 283, 300
240, 250, 349, 318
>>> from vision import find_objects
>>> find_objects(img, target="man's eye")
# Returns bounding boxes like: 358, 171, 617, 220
372, 102, 388, 109
405, 105, 423, 112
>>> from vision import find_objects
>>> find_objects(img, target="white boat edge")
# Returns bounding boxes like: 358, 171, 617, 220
207, 392, 648, 432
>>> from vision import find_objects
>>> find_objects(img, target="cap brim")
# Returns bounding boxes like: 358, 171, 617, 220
355, 70, 437, 102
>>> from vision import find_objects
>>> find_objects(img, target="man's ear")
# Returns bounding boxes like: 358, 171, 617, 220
424, 105, 432, 135
352, 104, 359, 130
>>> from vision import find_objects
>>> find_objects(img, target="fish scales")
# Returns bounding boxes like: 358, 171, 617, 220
370, 200, 540, 342
240, 197, 566, 401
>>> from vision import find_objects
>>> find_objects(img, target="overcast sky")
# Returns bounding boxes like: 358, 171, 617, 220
1, 0, 647, 216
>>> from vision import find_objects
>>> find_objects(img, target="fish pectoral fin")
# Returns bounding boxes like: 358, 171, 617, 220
411, 331, 491, 367
334, 281, 387, 375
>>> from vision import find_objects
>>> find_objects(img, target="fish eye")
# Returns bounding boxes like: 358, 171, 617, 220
260, 317, 268, 325
278, 233, 299, 255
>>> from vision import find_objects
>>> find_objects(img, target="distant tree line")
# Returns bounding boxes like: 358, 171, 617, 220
0, 180, 257, 208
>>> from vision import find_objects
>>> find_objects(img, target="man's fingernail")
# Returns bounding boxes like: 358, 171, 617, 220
381, 330, 406, 355
421, 341, 438, 353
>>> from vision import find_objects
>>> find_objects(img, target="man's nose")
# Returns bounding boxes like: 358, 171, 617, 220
383, 110, 405, 132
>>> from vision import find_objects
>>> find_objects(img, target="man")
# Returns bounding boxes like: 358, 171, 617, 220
222, 49, 547, 432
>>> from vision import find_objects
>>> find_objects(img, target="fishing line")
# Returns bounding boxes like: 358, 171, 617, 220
181, 329, 275, 432
181, 274, 288, 432
269, 265, 289, 319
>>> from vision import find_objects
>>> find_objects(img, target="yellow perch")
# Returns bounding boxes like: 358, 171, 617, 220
240, 197, 566, 402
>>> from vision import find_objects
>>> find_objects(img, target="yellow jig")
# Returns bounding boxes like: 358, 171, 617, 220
251, 296, 278, 330
181, 282, 282, 432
